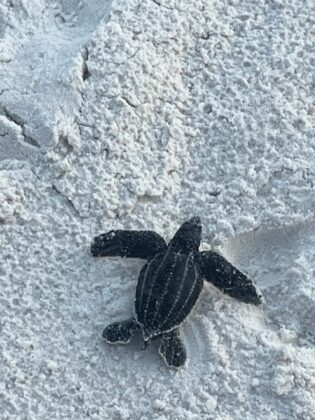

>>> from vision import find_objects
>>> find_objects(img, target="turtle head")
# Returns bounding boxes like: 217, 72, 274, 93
169, 217, 202, 253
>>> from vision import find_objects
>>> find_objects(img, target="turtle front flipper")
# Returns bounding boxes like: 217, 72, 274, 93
103, 318, 139, 344
198, 251, 262, 305
91, 230, 167, 258
159, 329, 187, 369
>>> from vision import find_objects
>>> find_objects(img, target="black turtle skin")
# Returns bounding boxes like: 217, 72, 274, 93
91, 217, 262, 369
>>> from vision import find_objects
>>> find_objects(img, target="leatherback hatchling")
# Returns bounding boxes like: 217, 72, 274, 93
91, 217, 262, 368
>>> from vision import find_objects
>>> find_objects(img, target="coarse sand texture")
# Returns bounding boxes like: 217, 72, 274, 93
0, 0, 314, 419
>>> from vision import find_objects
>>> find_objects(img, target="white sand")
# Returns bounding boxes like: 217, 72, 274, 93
1, 0, 315, 418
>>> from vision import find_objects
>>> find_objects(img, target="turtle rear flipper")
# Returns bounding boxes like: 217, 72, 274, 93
103, 318, 139, 344
159, 329, 187, 369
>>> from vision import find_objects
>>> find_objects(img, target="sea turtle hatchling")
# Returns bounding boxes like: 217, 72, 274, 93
91, 217, 262, 369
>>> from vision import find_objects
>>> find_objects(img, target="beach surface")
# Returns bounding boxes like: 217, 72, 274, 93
1, 1, 314, 418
